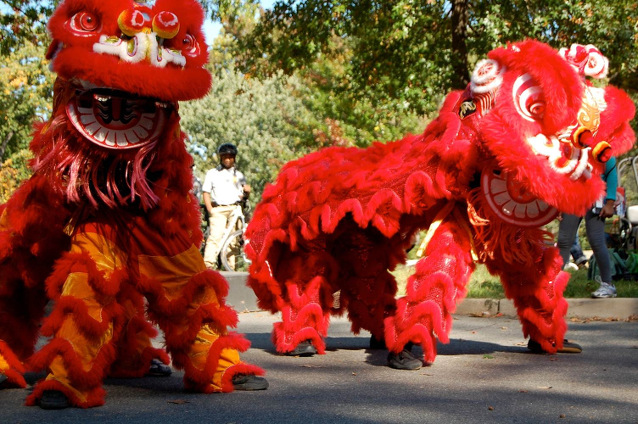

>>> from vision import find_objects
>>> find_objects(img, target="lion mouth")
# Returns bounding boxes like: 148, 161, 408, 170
525, 131, 592, 181
66, 87, 173, 149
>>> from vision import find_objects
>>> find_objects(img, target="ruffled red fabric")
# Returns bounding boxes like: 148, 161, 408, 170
0, 340, 27, 388
246, 39, 636, 363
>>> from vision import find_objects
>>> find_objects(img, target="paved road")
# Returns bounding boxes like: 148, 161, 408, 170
2, 312, 637, 424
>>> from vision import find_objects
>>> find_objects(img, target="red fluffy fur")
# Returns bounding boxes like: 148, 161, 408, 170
599, 86, 636, 155
0, 0, 261, 408
246, 40, 636, 362
46, 0, 211, 101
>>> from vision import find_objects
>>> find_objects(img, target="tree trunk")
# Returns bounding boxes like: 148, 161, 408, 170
0, 131, 13, 165
450, 0, 469, 89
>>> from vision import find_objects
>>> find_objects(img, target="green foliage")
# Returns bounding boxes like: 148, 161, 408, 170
393, 263, 638, 299
208, 0, 262, 73
1, 2, 54, 161
0, 40, 53, 161
290, 34, 428, 146
240, 0, 638, 122
468, 1, 638, 104
210, 1, 428, 148
180, 68, 319, 205
243, 1, 456, 117
1, 0, 636, 200
0, 1, 54, 55
0, 147, 32, 203
466, 264, 505, 298
564, 267, 638, 298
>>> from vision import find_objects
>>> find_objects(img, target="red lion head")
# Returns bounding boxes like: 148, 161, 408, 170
46, 0, 210, 101
32, 0, 211, 210
464, 40, 635, 218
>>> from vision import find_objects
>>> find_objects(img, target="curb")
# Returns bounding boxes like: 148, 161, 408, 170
222, 272, 638, 320
455, 298, 638, 320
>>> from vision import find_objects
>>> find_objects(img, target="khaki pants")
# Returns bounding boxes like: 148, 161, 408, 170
203, 205, 239, 269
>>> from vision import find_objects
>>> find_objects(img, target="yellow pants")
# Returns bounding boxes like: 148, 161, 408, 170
26, 219, 260, 407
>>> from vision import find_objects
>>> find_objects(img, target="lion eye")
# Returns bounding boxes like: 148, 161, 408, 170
513, 74, 545, 122
171, 33, 201, 57
182, 34, 195, 49
69, 11, 100, 33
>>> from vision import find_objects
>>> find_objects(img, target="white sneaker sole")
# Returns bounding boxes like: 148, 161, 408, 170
591, 293, 617, 298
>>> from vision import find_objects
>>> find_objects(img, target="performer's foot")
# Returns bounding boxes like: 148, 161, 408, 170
369, 335, 386, 349
387, 343, 422, 370
232, 374, 269, 391
0, 370, 25, 389
284, 340, 317, 357
527, 338, 582, 354
146, 358, 172, 377
558, 340, 583, 353
39, 390, 70, 409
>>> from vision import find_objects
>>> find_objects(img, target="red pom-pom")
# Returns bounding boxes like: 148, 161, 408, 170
118, 9, 148, 37
153, 11, 180, 39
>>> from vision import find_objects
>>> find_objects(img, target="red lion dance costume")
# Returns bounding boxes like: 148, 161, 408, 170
246, 40, 635, 368
0, 0, 267, 409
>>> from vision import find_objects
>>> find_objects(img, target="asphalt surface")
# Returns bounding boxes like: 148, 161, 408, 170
1, 311, 637, 424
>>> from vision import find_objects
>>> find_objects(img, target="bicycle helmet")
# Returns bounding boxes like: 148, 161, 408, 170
217, 143, 238, 156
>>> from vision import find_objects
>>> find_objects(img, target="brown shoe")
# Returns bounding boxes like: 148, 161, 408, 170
528, 339, 582, 354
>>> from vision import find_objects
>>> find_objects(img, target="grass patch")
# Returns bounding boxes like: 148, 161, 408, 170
391, 263, 638, 298
466, 264, 504, 298
562, 267, 638, 298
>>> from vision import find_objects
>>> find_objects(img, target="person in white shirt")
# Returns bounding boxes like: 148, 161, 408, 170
202, 143, 250, 269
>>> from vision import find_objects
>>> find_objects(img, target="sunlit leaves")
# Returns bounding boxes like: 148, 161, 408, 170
0, 0, 55, 55
238, 0, 637, 123
0, 38, 54, 160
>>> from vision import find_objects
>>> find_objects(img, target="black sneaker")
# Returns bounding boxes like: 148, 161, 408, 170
387, 345, 422, 370
284, 340, 317, 357
146, 358, 172, 377
232, 374, 269, 391
527, 339, 582, 354
369, 335, 386, 350
527, 338, 544, 353
39, 390, 70, 409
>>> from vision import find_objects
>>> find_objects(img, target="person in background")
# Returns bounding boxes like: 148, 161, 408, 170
563, 231, 588, 271
202, 143, 251, 269
557, 157, 618, 298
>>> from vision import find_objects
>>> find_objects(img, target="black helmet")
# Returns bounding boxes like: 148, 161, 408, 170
217, 143, 238, 156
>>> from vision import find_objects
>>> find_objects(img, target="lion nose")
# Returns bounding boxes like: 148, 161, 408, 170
571, 126, 611, 163
592, 140, 611, 162
152, 11, 180, 39
118, 8, 151, 36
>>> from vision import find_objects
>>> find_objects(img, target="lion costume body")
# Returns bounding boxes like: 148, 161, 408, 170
0, 0, 265, 408
246, 41, 635, 365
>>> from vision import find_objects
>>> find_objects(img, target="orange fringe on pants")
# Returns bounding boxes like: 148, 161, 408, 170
21, 219, 262, 408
